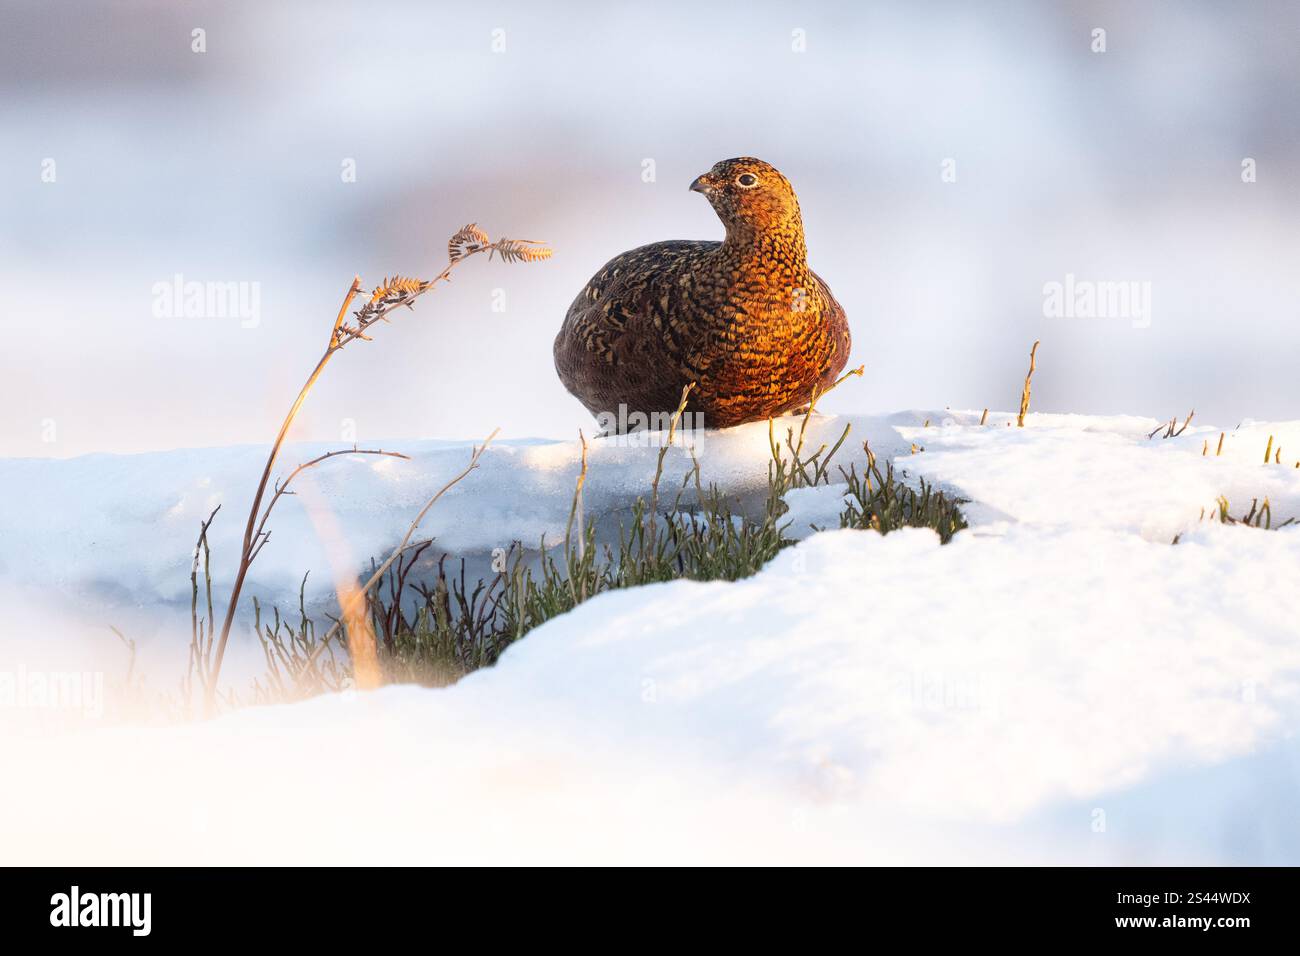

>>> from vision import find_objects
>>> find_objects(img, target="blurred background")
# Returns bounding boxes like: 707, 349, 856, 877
2, 0, 1297, 458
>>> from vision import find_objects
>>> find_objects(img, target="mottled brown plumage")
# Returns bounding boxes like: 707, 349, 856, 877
554, 157, 851, 430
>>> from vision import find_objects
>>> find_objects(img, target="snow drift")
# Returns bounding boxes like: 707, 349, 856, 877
2, 409, 1299, 864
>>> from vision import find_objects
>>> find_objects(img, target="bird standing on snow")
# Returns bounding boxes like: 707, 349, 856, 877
554, 157, 851, 430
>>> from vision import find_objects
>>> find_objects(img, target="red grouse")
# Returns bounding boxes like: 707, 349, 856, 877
554, 157, 851, 430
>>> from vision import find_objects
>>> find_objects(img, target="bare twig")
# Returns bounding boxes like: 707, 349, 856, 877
207, 278, 361, 710
565, 431, 590, 605
1017, 341, 1039, 428
649, 383, 696, 526
767, 365, 864, 491
1150, 409, 1195, 440
109, 626, 137, 692
303, 431, 501, 675
792, 365, 864, 465
205, 227, 551, 711
247, 448, 410, 563
187, 504, 222, 697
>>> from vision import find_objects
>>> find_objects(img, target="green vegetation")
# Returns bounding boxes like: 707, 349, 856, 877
222, 414, 967, 707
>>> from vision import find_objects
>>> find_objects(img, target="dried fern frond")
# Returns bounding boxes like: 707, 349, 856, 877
369, 274, 428, 303
491, 238, 553, 263
207, 220, 553, 707
449, 223, 491, 262
350, 274, 431, 330
345, 225, 552, 343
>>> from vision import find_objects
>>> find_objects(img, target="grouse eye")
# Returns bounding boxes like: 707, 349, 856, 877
736, 173, 758, 188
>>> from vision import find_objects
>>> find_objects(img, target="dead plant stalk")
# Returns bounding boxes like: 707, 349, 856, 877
303, 430, 501, 677
205, 226, 550, 711
1017, 341, 1039, 428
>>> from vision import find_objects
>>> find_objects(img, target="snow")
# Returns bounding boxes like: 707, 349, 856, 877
0, 413, 917, 612
2, 409, 1300, 864
897, 411, 1300, 539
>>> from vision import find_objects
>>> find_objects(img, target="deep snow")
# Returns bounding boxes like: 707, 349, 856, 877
2, 409, 1299, 864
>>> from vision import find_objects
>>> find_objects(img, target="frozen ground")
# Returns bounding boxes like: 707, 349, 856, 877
1, 409, 1299, 864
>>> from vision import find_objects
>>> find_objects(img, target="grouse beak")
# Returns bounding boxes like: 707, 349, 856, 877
689, 173, 712, 194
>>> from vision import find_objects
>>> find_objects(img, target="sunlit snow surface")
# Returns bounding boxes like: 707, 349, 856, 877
2, 409, 1299, 864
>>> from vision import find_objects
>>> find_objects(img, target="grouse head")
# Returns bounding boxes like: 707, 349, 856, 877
689, 157, 803, 244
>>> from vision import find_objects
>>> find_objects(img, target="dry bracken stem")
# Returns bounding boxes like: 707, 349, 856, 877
304, 430, 500, 673
565, 431, 590, 605
206, 278, 361, 712
205, 228, 551, 712
330, 276, 363, 346
247, 448, 410, 564
1017, 340, 1039, 428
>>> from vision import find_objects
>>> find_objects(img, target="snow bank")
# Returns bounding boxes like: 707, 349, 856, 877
0, 412, 917, 614
899, 412, 1300, 540
2, 409, 1299, 863
12, 407, 1291, 611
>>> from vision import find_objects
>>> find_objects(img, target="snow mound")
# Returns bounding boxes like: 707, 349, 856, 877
900, 413, 1300, 540
0, 412, 918, 612
3, 409, 1300, 863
